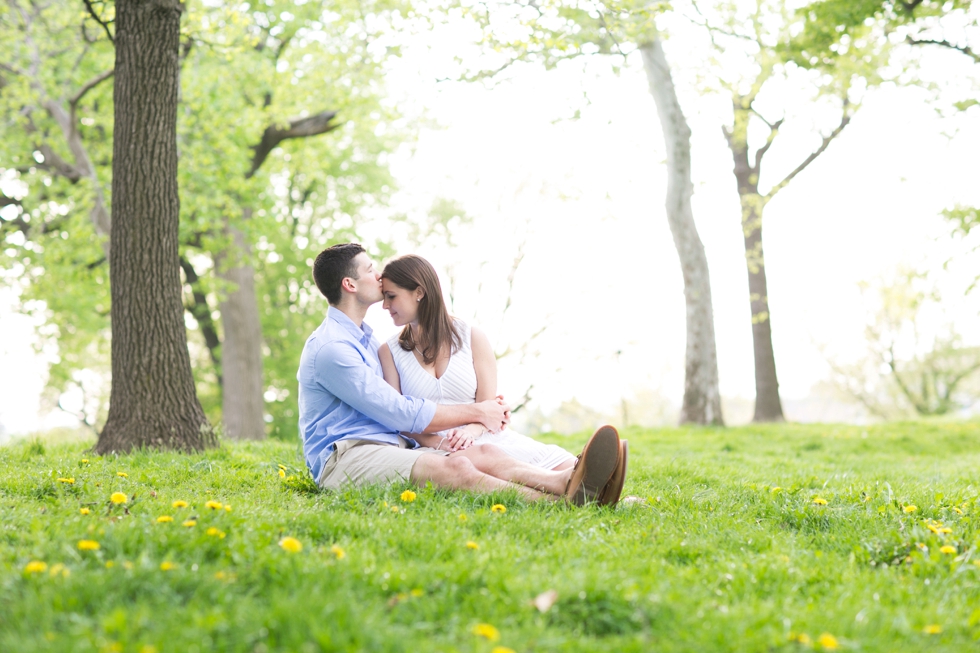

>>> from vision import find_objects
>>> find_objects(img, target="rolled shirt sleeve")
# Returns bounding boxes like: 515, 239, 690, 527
314, 340, 436, 434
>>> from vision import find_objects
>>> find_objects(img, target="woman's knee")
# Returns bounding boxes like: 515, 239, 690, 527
469, 443, 504, 459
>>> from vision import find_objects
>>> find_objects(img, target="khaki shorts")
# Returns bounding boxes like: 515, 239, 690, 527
317, 438, 450, 490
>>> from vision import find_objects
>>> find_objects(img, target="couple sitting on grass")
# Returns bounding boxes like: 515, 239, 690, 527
297, 242, 628, 506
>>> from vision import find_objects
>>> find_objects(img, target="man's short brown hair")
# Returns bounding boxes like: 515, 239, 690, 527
313, 243, 365, 305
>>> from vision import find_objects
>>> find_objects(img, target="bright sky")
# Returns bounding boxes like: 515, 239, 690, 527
2, 5, 979, 438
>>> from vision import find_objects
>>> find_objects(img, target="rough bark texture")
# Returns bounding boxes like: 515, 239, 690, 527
96, 0, 215, 453
723, 99, 785, 423
216, 213, 266, 440
639, 39, 724, 426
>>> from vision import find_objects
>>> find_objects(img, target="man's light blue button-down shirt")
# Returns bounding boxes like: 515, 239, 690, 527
297, 308, 437, 482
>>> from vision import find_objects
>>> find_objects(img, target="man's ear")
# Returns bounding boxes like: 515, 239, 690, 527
341, 277, 357, 293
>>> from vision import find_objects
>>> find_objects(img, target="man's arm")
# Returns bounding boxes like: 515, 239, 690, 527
423, 400, 509, 434
315, 340, 435, 434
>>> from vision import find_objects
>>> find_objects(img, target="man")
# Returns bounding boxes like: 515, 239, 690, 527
297, 242, 626, 504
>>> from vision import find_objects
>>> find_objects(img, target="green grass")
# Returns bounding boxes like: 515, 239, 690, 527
3, 421, 980, 652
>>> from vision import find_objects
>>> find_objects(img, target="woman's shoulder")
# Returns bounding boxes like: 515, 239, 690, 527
451, 317, 473, 343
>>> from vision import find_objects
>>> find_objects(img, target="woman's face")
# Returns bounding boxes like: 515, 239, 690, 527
382, 279, 422, 327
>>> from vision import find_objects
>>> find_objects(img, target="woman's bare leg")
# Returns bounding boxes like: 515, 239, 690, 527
452, 444, 572, 495
411, 453, 549, 501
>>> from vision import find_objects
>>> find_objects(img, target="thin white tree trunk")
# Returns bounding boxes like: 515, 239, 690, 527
41, 99, 112, 258
216, 213, 266, 440
639, 37, 724, 426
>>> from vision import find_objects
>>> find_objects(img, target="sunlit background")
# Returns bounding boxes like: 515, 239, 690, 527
2, 2, 979, 440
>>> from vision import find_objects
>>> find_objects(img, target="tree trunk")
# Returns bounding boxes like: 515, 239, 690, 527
96, 0, 215, 453
725, 101, 785, 423
216, 214, 266, 440
639, 38, 724, 426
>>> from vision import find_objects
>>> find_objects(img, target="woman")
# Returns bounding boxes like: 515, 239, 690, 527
377, 254, 577, 471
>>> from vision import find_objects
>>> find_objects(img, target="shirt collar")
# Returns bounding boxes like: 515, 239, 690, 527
328, 306, 373, 343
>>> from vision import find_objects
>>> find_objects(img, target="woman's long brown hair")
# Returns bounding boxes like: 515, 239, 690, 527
381, 255, 461, 365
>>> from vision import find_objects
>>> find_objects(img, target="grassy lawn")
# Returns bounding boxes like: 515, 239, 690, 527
2, 421, 980, 652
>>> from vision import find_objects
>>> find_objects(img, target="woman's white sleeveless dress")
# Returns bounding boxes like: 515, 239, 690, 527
387, 320, 576, 470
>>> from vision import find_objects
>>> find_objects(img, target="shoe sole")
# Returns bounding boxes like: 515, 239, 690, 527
567, 425, 620, 506
597, 440, 628, 506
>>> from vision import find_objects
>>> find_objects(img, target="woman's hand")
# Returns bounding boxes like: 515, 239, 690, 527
444, 424, 485, 451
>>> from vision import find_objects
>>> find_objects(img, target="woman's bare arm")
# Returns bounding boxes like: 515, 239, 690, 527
470, 326, 497, 403
377, 342, 402, 393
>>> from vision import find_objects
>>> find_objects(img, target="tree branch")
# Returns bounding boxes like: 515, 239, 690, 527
37, 144, 84, 182
247, 110, 339, 178
69, 68, 114, 111
764, 100, 851, 203
82, 0, 114, 43
753, 116, 784, 171
906, 36, 980, 63
0, 61, 28, 78
0, 191, 22, 208
180, 256, 223, 384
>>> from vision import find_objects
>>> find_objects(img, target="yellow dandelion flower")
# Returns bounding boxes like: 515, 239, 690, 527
156, 515, 174, 523
466, 541, 479, 550
139, 646, 159, 653
491, 648, 516, 653
940, 545, 957, 554
812, 497, 828, 506
57, 477, 75, 484
49, 563, 69, 578
471, 623, 500, 642
279, 536, 303, 553
80, 508, 91, 515
105, 561, 115, 568
81, 459, 89, 464
224, 505, 232, 512
330, 545, 345, 559
939, 527, 952, 534
205, 500, 223, 510
215, 571, 229, 580
792, 633, 812, 645
390, 506, 401, 513
172, 500, 188, 508
491, 504, 506, 514
278, 463, 287, 470
206, 527, 226, 539
817, 633, 839, 650
410, 588, 424, 597
279, 468, 286, 478
122, 561, 133, 570
77, 539, 100, 551
159, 561, 176, 571
927, 523, 941, 534
24, 561, 48, 574
954, 507, 964, 515
182, 519, 197, 527
117, 472, 128, 478
904, 505, 917, 513
771, 487, 782, 494
110, 492, 128, 504
400, 490, 417, 503
923, 624, 942, 635
459, 514, 468, 522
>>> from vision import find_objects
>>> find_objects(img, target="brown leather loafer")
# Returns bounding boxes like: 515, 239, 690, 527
564, 425, 620, 506
597, 440, 628, 506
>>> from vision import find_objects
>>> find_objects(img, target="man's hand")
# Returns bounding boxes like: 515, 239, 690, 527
496, 395, 510, 429
475, 397, 510, 433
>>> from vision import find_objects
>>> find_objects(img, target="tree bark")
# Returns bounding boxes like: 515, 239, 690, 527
639, 38, 724, 426
216, 213, 266, 440
96, 0, 215, 453
723, 98, 785, 423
